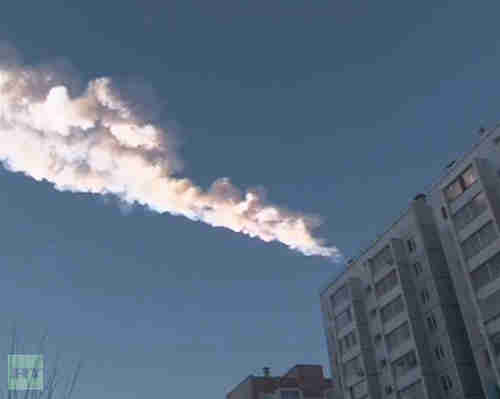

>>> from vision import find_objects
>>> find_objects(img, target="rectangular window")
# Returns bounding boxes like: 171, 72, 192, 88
375, 270, 398, 298
335, 308, 353, 330
339, 330, 358, 355
435, 344, 446, 360
343, 356, 363, 379
386, 322, 411, 352
407, 238, 416, 253
413, 262, 423, 276
331, 285, 350, 309
350, 380, 367, 399
420, 288, 430, 304
462, 166, 479, 188
399, 380, 424, 399
380, 295, 405, 324
452, 192, 488, 231
471, 262, 493, 291
440, 375, 453, 393
445, 180, 463, 202
444, 165, 479, 202
392, 350, 418, 379
370, 246, 394, 275
280, 391, 300, 399
427, 314, 438, 332
461, 222, 498, 260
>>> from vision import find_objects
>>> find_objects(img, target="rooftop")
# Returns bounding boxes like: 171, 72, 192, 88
319, 123, 500, 296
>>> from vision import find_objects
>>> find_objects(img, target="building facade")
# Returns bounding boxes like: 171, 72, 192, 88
226, 365, 336, 399
428, 128, 500, 398
320, 127, 500, 398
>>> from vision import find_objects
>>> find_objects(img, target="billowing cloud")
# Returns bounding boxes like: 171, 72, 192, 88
0, 45, 341, 259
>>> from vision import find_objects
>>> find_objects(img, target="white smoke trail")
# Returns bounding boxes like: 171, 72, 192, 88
0, 47, 341, 259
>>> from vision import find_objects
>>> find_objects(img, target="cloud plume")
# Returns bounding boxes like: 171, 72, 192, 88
0, 46, 341, 259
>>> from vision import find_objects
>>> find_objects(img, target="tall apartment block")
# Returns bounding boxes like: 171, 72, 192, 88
427, 127, 500, 398
320, 127, 500, 399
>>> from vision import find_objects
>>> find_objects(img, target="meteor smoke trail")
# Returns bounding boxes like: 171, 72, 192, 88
0, 47, 341, 259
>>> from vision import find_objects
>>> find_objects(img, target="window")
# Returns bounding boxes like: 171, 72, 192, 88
427, 314, 438, 332
370, 246, 394, 275
470, 251, 500, 291
445, 180, 463, 202
444, 165, 479, 202
331, 285, 350, 309
462, 166, 479, 188
392, 350, 418, 379
350, 380, 367, 399
461, 222, 498, 260
335, 308, 353, 330
343, 356, 363, 379
407, 238, 416, 253
413, 262, 423, 276
420, 288, 430, 304
440, 375, 453, 393
280, 390, 300, 399
339, 330, 358, 354
386, 322, 411, 352
452, 192, 488, 231
435, 344, 446, 360
399, 380, 424, 399
380, 295, 405, 324
491, 333, 500, 357
375, 270, 398, 297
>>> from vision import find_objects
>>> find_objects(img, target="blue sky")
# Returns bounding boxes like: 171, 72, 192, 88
0, 1, 499, 398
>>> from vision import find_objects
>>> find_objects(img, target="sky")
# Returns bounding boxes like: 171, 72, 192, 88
0, 1, 499, 398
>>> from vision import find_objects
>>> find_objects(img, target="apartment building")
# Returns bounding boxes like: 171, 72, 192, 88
320, 186, 484, 398
226, 364, 337, 399
427, 127, 500, 398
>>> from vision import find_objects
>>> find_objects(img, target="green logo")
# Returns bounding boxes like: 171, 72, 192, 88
8, 355, 43, 391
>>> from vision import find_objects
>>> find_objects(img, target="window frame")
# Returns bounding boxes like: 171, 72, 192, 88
343, 355, 363, 379
335, 307, 353, 330
280, 389, 301, 399
392, 350, 418, 379
380, 295, 405, 324
398, 380, 424, 399
426, 314, 438, 332
386, 322, 411, 352
461, 221, 498, 260
420, 287, 430, 305
471, 251, 500, 291
440, 375, 453, 393
413, 262, 423, 276
452, 192, 488, 231
435, 344, 446, 360
331, 285, 350, 310
407, 238, 416, 253
375, 270, 399, 298
444, 165, 479, 203
369, 246, 394, 276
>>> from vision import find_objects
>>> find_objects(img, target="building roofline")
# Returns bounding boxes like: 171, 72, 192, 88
226, 374, 254, 398
319, 123, 500, 297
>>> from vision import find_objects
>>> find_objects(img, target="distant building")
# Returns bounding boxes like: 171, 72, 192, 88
226, 364, 338, 399
320, 125, 500, 398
